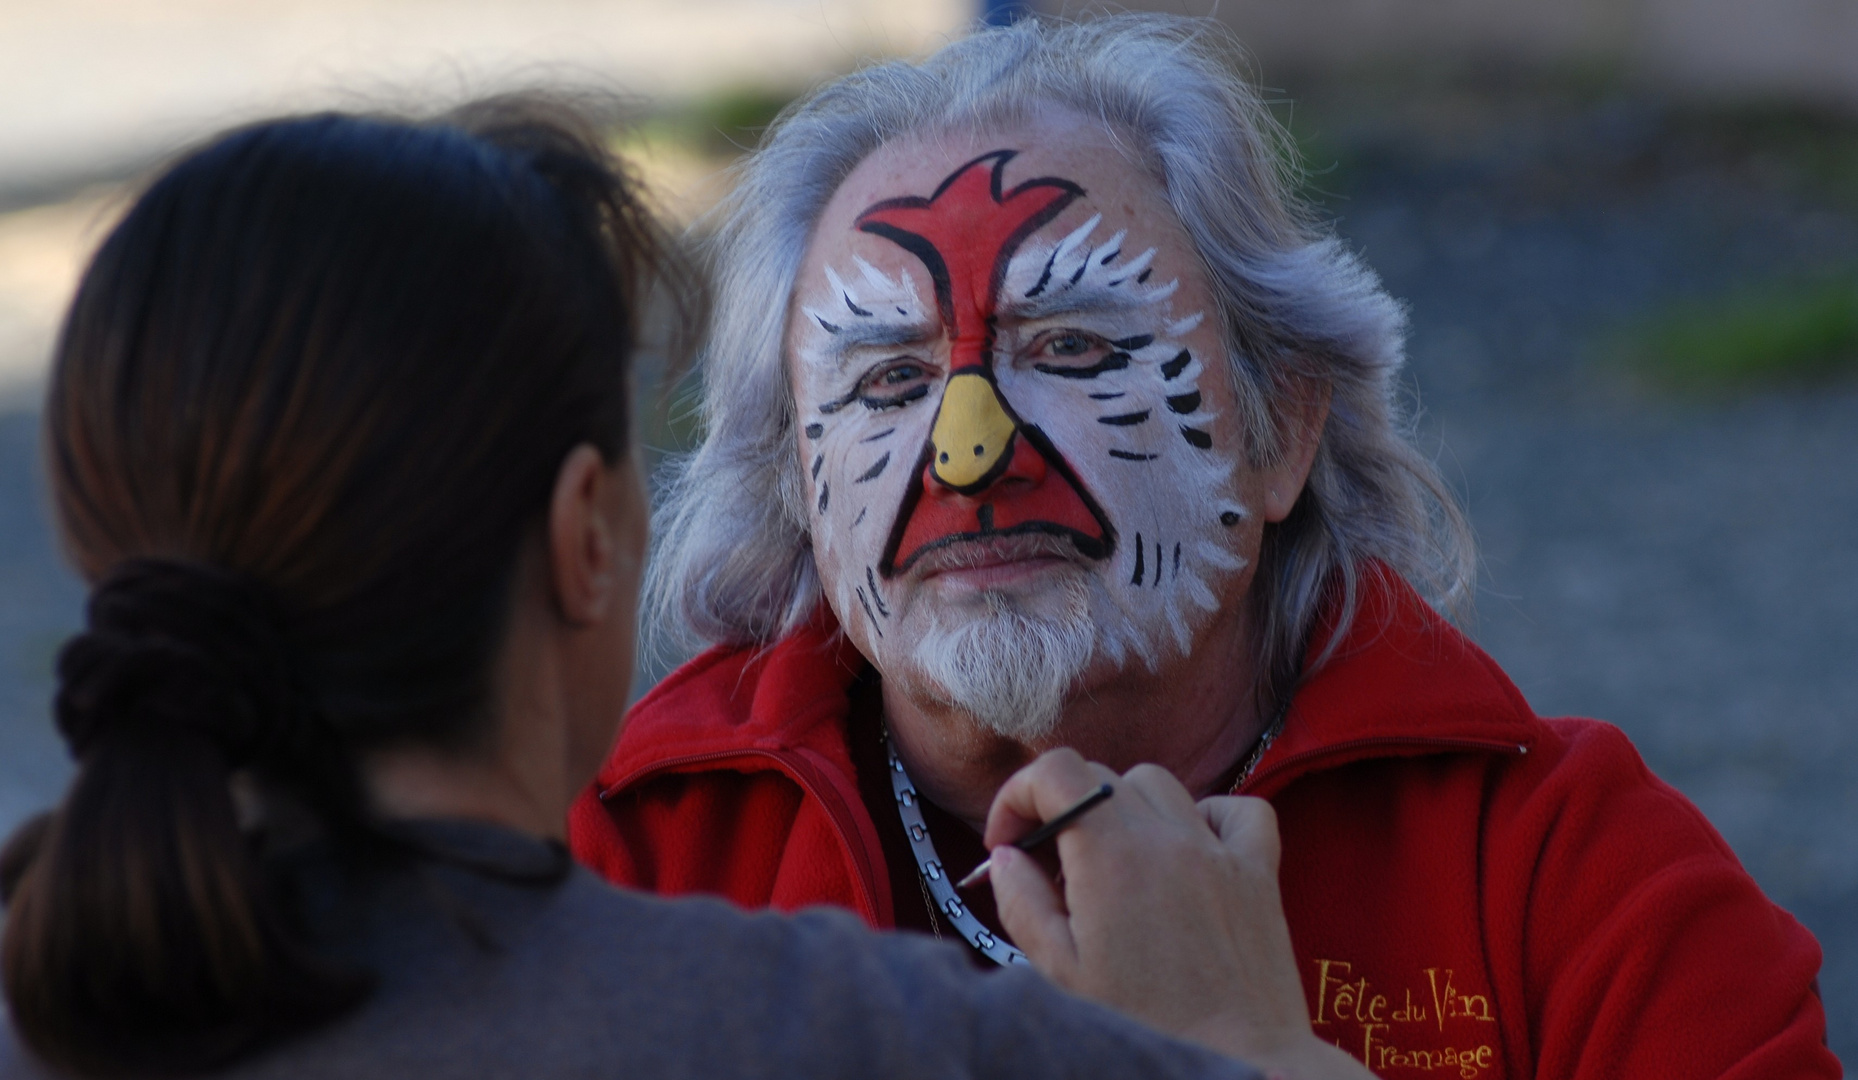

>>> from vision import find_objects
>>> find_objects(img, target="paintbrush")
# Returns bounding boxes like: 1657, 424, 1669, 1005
955, 782, 1114, 889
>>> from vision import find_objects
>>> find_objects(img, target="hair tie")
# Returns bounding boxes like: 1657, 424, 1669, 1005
54, 559, 304, 766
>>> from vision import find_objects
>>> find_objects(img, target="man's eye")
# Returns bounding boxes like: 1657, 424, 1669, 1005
1030, 329, 1130, 380
1030, 330, 1107, 362
857, 360, 934, 410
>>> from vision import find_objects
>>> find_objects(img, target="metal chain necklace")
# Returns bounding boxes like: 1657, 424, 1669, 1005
884, 734, 1029, 967
1229, 699, 1292, 794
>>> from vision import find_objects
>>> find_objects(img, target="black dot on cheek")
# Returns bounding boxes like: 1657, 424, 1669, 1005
973, 445, 984, 456
939, 452, 949, 463
1220, 511, 1242, 527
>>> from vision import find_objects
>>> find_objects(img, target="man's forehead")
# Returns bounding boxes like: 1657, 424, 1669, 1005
808, 116, 1163, 259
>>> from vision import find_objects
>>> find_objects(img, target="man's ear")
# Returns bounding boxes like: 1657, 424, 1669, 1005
1260, 378, 1332, 524
547, 444, 619, 626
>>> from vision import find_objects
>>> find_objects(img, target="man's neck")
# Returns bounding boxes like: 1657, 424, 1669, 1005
879, 625, 1267, 834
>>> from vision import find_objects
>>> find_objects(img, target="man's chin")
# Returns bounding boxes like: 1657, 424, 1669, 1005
889, 573, 1098, 742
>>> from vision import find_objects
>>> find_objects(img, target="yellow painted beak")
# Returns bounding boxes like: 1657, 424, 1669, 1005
930, 372, 1018, 490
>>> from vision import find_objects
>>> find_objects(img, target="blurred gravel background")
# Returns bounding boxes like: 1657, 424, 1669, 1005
0, 65, 1852, 1059
1298, 81, 1858, 1055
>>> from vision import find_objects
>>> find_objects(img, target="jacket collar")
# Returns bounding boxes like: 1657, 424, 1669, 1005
596, 606, 867, 791
1242, 565, 1538, 797
604, 566, 1538, 794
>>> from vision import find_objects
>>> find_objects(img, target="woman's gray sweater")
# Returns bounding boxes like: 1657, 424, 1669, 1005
1, 820, 1258, 1080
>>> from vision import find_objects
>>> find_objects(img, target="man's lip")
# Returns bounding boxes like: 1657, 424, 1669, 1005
907, 531, 1082, 581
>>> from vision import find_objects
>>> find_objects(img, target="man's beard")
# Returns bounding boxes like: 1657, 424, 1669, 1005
907, 573, 1098, 741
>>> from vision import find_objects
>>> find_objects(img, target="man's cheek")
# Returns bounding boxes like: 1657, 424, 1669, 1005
805, 412, 935, 642
990, 350, 1249, 664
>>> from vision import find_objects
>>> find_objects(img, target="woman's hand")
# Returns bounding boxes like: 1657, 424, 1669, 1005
985, 748, 1374, 1080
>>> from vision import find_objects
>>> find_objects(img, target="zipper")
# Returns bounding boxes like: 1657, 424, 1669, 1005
1242, 735, 1531, 795
600, 746, 884, 926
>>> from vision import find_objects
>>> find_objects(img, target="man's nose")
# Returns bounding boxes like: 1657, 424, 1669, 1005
927, 372, 1044, 494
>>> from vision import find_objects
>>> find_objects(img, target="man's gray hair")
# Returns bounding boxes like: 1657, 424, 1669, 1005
647, 13, 1474, 703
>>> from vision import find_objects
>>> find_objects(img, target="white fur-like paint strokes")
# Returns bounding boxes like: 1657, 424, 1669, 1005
994, 220, 1247, 665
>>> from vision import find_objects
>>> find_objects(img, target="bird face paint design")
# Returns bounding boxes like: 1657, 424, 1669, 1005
791, 143, 1248, 734
854, 151, 1114, 578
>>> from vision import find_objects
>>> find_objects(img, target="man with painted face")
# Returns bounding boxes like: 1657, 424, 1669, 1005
571, 15, 1836, 1079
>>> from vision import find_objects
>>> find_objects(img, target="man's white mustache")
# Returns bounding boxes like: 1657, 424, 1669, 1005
905, 531, 1085, 580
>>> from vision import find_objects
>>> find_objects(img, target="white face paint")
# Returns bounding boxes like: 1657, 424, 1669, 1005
787, 130, 1251, 738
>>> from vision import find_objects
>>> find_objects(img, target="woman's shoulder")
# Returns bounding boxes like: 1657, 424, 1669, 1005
356, 864, 1246, 1080
218, 843, 977, 1078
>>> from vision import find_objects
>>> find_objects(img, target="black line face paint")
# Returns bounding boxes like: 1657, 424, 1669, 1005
1110, 334, 1153, 351
1137, 268, 1153, 283
1166, 391, 1201, 414
866, 566, 890, 617
856, 453, 890, 483
1152, 541, 1163, 587
855, 586, 883, 637
1100, 410, 1151, 426
816, 315, 841, 334
844, 292, 873, 317
1024, 247, 1060, 298
1181, 427, 1212, 449
1132, 533, 1145, 585
861, 427, 896, 442
812, 454, 824, 480
1161, 350, 1192, 380
1109, 449, 1158, 461
1173, 542, 1182, 578
860, 383, 930, 412
1035, 352, 1129, 379
817, 386, 860, 414
818, 482, 830, 513
854, 506, 868, 527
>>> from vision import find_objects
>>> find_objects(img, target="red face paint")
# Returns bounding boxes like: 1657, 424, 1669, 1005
858, 151, 1117, 578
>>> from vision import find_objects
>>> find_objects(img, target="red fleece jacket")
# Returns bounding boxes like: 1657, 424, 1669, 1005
571, 572, 1837, 1079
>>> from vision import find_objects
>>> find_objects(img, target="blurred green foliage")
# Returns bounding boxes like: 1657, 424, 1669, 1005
1672, 104, 1858, 210
695, 86, 797, 153
635, 85, 799, 157
1617, 279, 1858, 389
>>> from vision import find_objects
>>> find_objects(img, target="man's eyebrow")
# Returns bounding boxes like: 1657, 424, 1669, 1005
812, 318, 938, 367
997, 285, 1158, 323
